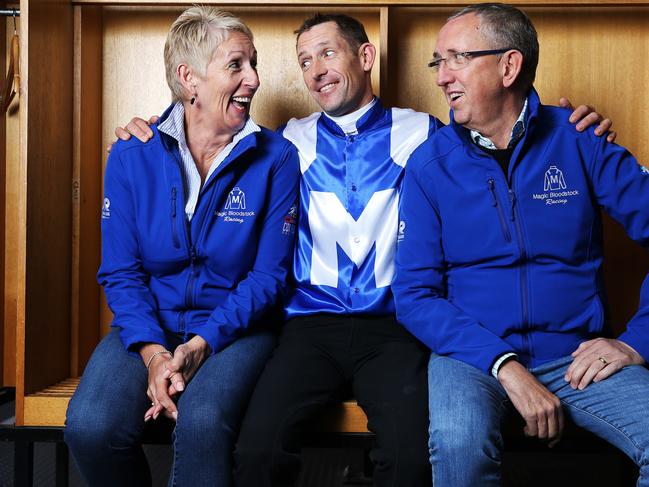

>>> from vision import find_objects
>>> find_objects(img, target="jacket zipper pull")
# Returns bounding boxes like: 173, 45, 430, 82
488, 178, 498, 206
508, 190, 516, 221
170, 187, 181, 248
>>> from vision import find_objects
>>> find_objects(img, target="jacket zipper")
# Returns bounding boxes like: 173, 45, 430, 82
177, 165, 224, 336
178, 310, 186, 334
171, 187, 180, 248
488, 175, 531, 359
185, 245, 198, 309
509, 186, 531, 359
487, 178, 512, 242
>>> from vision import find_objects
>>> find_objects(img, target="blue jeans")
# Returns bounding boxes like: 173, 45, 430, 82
65, 328, 276, 487
428, 353, 649, 487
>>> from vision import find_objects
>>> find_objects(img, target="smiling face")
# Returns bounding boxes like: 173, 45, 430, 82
192, 31, 259, 136
296, 21, 374, 117
434, 13, 507, 133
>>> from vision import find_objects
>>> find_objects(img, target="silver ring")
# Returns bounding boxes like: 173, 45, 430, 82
598, 356, 608, 365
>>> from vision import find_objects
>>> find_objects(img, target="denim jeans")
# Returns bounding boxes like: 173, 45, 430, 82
428, 353, 649, 487
65, 328, 276, 487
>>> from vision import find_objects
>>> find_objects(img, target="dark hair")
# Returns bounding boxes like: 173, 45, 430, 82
449, 3, 539, 91
295, 13, 369, 52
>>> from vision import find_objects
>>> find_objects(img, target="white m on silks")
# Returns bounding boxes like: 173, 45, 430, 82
308, 189, 397, 288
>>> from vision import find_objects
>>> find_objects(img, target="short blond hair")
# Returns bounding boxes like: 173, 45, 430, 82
164, 6, 254, 102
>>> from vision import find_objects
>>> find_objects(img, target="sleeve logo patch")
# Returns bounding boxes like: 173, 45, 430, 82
101, 197, 111, 219
397, 220, 406, 242
282, 204, 298, 235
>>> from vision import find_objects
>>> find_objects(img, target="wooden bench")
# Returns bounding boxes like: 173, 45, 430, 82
20, 378, 370, 432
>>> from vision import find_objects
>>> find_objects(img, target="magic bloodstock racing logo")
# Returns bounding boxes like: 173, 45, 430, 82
532, 165, 579, 205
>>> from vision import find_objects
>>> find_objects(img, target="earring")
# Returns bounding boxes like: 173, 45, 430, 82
190, 96, 196, 105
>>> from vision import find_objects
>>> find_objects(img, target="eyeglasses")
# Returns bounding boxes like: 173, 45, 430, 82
428, 48, 515, 71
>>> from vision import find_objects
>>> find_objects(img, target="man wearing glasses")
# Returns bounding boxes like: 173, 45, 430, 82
393, 3, 649, 486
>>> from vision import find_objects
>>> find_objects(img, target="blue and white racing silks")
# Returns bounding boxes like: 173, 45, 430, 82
98, 104, 299, 356
282, 99, 443, 317
394, 88, 649, 374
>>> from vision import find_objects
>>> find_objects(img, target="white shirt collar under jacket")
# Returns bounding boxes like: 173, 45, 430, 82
471, 97, 528, 150
324, 97, 378, 135
158, 100, 260, 220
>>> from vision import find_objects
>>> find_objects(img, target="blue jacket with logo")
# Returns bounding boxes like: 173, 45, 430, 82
393, 89, 649, 374
98, 105, 300, 355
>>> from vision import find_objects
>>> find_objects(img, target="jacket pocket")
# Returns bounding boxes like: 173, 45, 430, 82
588, 294, 606, 335
488, 178, 512, 242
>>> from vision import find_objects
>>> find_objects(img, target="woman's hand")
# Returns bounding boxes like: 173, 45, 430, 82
141, 337, 211, 422
140, 344, 179, 422
163, 335, 212, 394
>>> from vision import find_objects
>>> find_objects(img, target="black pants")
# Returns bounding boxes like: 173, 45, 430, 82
234, 314, 431, 487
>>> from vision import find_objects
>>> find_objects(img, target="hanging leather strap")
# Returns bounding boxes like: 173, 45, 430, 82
2, 33, 20, 113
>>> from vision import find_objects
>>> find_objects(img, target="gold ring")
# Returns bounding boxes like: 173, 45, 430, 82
598, 357, 608, 365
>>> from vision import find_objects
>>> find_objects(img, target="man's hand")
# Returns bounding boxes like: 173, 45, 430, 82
559, 97, 616, 143
565, 338, 645, 390
140, 343, 178, 422
498, 359, 564, 447
108, 115, 158, 152
162, 335, 212, 397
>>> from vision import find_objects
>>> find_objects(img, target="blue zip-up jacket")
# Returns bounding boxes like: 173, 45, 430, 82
281, 99, 443, 317
97, 105, 300, 356
393, 89, 649, 374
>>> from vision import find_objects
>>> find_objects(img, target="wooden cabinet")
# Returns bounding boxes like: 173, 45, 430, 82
3, 0, 649, 426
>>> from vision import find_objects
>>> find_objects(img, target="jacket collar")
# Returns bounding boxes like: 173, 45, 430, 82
318, 97, 386, 137
157, 102, 260, 168
449, 87, 541, 152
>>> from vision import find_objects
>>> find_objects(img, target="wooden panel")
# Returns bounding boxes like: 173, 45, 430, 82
379, 7, 390, 105
390, 6, 649, 333
386, 8, 453, 117
13, 0, 27, 422
99, 6, 381, 331
0, 18, 5, 384
18, 0, 74, 419
73, 0, 649, 6
2, 17, 20, 388
71, 6, 103, 376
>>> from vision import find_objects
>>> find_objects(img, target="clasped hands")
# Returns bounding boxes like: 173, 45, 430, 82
141, 335, 211, 422
498, 338, 643, 448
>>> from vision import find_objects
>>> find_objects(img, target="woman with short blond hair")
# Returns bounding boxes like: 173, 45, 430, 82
64, 6, 299, 485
